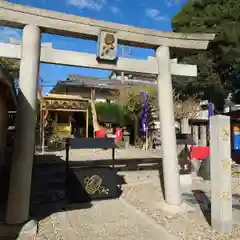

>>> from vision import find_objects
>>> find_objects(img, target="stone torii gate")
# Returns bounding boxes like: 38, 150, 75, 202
0, 2, 215, 225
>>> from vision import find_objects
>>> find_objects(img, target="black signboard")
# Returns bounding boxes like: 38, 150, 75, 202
67, 167, 123, 202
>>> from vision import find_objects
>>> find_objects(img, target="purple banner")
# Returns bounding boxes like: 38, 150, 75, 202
140, 92, 149, 134
208, 102, 214, 127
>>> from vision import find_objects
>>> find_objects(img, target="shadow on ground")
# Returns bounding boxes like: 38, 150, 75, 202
232, 194, 240, 211
0, 152, 164, 239
182, 189, 211, 226
192, 190, 211, 226
31, 153, 164, 232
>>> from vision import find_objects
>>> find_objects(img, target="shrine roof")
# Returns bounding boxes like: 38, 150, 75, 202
52, 74, 155, 91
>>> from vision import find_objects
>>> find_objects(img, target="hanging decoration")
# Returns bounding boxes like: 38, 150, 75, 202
208, 102, 214, 126
140, 92, 149, 135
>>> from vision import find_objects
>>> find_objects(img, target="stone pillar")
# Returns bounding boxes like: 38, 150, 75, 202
156, 46, 181, 206
181, 118, 190, 134
210, 115, 232, 233
6, 25, 41, 224
192, 125, 199, 145
199, 125, 207, 146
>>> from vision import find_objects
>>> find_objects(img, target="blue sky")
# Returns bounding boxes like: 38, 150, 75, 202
0, 0, 187, 94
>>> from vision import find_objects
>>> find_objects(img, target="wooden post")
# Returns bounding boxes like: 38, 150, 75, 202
179, 118, 192, 185
192, 125, 199, 145
39, 88, 43, 151
90, 88, 100, 136
210, 115, 232, 233
41, 115, 45, 154
86, 109, 89, 138
200, 125, 207, 146
181, 118, 190, 134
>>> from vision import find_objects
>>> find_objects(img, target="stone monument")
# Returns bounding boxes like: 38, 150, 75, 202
210, 115, 232, 233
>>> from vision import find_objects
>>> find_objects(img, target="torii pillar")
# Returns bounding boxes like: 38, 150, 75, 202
156, 46, 182, 206
6, 25, 41, 224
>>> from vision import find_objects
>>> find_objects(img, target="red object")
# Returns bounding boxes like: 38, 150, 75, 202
95, 128, 106, 138
115, 128, 123, 141
190, 146, 210, 160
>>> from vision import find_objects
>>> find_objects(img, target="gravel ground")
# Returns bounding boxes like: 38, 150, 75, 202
36, 199, 178, 240
26, 148, 240, 240
49, 146, 162, 161
121, 178, 240, 240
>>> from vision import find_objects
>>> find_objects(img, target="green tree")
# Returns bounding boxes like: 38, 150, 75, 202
115, 84, 157, 144
88, 102, 127, 127
115, 85, 200, 145
116, 84, 157, 121
0, 58, 19, 79
172, 0, 240, 110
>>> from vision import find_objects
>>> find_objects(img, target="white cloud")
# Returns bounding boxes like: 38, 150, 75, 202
0, 27, 22, 42
145, 8, 167, 21
164, 0, 181, 7
68, 0, 106, 11
109, 6, 121, 15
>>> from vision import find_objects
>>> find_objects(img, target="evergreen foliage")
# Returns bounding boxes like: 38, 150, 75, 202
172, 0, 240, 109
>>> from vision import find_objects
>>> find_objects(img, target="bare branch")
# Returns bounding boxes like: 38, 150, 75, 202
114, 85, 200, 120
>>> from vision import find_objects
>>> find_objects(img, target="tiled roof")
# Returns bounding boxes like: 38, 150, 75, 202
57, 74, 155, 90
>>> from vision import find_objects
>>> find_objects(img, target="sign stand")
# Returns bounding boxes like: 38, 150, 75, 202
145, 130, 148, 150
